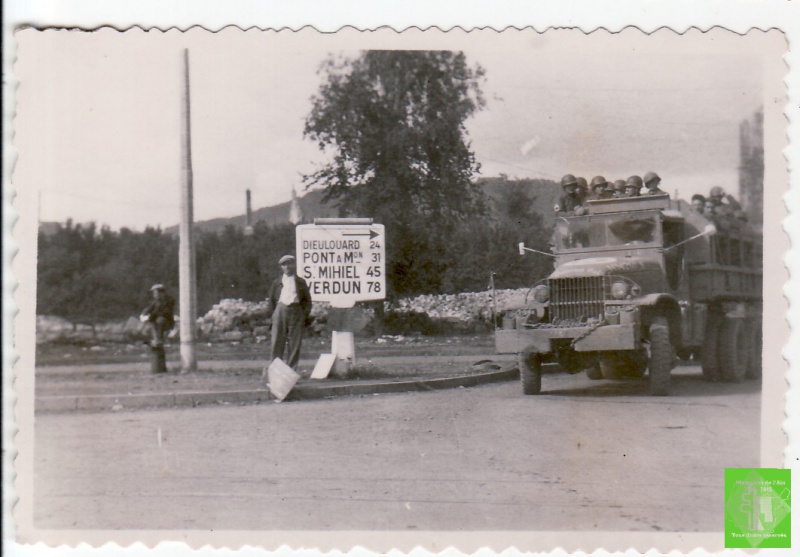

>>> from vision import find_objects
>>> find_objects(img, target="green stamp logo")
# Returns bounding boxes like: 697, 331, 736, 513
725, 468, 791, 548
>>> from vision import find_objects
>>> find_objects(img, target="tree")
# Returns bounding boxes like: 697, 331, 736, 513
304, 50, 488, 297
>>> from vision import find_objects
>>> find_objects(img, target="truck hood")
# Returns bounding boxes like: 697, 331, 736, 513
550, 256, 661, 278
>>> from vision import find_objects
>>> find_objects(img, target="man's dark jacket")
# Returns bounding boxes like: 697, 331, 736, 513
269, 275, 312, 320
143, 295, 176, 328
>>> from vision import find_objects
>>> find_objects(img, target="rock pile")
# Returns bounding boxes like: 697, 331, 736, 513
36, 287, 539, 344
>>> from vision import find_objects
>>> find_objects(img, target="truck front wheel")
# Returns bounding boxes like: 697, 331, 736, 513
519, 348, 543, 395
649, 316, 674, 396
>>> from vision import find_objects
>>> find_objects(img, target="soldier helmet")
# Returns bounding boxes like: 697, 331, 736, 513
643, 171, 661, 187
560, 174, 578, 188
710, 186, 724, 198
576, 177, 588, 191
691, 194, 706, 203
613, 180, 626, 191
626, 175, 644, 188
590, 176, 608, 189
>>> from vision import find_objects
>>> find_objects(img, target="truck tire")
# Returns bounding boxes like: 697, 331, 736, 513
746, 319, 762, 380
519, 348, 542, 395
600, 350, 647, 380
648, 316, 674, 396
701, 311, 722, 382
586, 363, 604, 380
719, 316, 748, 382
599, 355, 622, 380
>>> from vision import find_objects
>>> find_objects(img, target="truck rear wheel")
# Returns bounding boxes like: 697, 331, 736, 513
519, 348, 542, 395
746, 319, 762, 380
719, 316, 748, 382
701, 311, 722, 381
649, 316, 674, 396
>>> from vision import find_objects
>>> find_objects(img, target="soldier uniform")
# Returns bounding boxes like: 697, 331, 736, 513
586, 175, 611, 200
555, 174, 586, 216
643, 171, 667, 196
625, 175, 643, 197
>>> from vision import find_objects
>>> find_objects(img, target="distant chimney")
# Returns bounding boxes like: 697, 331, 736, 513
289, 187, 303, 225
244, 189, 254, 236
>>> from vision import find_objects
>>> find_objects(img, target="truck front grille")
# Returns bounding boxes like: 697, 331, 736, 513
549, 276, 605, 323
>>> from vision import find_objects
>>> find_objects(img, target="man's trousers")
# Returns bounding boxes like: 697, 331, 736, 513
271, 302, 305, 369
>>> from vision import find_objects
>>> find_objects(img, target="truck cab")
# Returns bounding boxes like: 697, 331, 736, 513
496, 193, 762, 396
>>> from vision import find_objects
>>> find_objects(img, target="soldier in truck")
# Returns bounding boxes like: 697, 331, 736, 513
555, 174, 587, 216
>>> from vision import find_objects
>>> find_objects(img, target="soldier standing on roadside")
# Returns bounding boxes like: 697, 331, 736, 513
141, 284, 175, 373
643, 171, 667, 196
142, 284, 175, 349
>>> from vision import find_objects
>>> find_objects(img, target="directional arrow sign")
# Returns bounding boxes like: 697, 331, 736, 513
296, 223, 386, 308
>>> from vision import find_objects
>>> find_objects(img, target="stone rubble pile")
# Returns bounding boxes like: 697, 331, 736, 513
36, 287, 538, 344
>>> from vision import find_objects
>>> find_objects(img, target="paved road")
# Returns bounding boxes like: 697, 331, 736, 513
34, 365, 760, 532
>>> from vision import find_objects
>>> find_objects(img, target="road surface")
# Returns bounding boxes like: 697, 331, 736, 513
34, 365, 760, 532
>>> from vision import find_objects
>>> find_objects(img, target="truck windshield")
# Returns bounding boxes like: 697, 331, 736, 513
555, 212, 661, 251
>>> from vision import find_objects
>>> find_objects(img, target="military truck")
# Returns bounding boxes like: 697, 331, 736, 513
496, 193, 762, 395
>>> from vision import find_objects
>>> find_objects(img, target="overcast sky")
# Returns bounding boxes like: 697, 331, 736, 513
15, 28, 770, 230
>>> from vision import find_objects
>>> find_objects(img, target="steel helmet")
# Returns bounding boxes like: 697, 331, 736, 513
613, 180, 626, 191
710, 186, 724, 198
561, 174, 578, 188
626, 175, 644, 188
576, 177, 588, 191
590, 175, 608, 189
643, 171, 661, 186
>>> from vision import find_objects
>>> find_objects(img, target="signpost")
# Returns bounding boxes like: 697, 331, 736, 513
297, 218, 386, 309
297, 218, 386, 377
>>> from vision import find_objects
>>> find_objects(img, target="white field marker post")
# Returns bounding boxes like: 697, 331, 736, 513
179, 48, 197, 372
297, 219, 386, 378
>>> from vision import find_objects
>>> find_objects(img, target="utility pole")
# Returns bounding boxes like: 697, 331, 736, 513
179, 48, 197, 372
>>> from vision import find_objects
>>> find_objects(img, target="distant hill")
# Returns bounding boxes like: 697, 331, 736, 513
167, 178, 561, 235
39, 178, 562, 236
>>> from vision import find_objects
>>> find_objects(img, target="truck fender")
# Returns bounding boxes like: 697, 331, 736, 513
637, 294, 682, 346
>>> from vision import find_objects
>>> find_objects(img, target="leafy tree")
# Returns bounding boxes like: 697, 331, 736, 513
304, 50, 488, 297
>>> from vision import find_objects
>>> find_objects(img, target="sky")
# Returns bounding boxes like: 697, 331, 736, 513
14, 27, 771, 230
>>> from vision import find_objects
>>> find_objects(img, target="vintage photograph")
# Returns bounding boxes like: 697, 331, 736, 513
11, 27, 788, 551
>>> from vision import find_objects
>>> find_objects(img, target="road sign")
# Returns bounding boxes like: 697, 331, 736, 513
296, 220, 386, 308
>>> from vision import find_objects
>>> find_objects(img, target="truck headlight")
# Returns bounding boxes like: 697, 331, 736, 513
611, 281, 630, 300
533, 284, 549, 303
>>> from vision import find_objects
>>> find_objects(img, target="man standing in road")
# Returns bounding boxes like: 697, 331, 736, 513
269, 255, 312, 370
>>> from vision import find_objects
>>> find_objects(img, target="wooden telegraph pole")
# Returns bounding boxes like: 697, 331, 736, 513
179, 48, 197, 372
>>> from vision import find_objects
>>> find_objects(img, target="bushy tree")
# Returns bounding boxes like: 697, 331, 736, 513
304, 50, 488, 297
